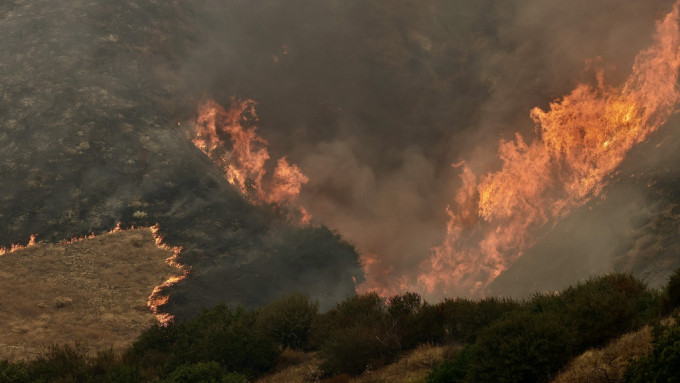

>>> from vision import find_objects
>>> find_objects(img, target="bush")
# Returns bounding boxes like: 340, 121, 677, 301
255, 293, 319, 349
387, 292, 428, 349
320, 325, 399, 376
164, 362, 247, 383
21, 343, 140, 383
466, 312, 574, 383
130, 304, 279, 379
427, 346, 472, 383
318, 293, 400, 376
624, 318, 680, 382
664, 267, 680, 312
30, 343, 91, 382
0, 360, 30, 383
558, 273, 656, 351
437, 297, 521, 344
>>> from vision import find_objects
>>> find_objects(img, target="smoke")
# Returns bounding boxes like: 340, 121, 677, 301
2, 0, 679, 314
169, 0, 680, 298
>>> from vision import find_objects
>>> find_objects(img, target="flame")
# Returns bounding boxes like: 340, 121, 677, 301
1, 223, 187, 326
414, 2, 680, 297
0, 234, 37, 256
147, 223, 189, 325
192, 98, 310, 221
357, 253, 410, 298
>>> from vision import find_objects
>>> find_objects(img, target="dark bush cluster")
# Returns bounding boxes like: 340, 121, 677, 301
311, 291, 524, 377
1, 270, 676, 383
0, 344, 138, 383
663, 267, 680, 313
317, 293, 401, 375
129, 304, 279, 379
624, 315, 680, 382
0, 296, 304, 382
254, 293, 319, 350
428, 272, 661, 383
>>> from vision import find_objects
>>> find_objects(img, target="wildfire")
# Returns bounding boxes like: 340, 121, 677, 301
191, 98, 310, 220
1, 223, 187, 325
0, 234, 37, 256
147, 223, 188, 325
415, 1, 680, 297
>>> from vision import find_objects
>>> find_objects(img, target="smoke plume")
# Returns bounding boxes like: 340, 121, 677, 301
2, 0, 679, 316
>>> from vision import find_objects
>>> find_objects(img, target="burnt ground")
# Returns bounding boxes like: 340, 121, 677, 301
1, 0, 679, 317
0, 0, 361, 318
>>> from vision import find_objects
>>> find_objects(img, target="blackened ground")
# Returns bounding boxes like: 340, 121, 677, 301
0, 0, 361, 318
1, 0, 678, 316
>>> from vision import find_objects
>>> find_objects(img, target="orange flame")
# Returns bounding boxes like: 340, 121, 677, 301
192, 99, 310, 220
59, 223, 188, 326
0, 234, 37, 256
147, 223, 189, 325
0, 224, 186, 325
415, 2, 680, 297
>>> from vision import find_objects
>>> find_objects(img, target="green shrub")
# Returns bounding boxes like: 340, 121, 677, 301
255, 293, 319, 349
426, 346, 472, 383
318, 293, 400, 376
29, 343, 91, 382
130, 304, 279, 379
466, 311, 574, 383
126, 324, 175, 378
525, 292, 566, 314
559, 273, 656, 351
387, 292, 427, 349
414, 302, 447, 344
0, 360, 30, 383
437, 296, 521, 344
164, 361, 247, 383
320, 325, 398, 375
664, 267, 680, 312
175, 305, 279, 377
624, 318, 680, 382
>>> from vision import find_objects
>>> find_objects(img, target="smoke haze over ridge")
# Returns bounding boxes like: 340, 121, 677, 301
177, 0, 679, 298
1, 0, 679, 314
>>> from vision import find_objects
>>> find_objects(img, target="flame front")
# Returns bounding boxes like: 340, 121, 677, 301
192, 99, 309, 219
147, 224, 188, 325
416, 2, 680, 297
0, 234, 37, 256
1, 224, 186, 325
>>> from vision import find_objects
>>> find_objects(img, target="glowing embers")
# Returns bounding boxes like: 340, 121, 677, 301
191, 99, 309, 221
417, 1, 680, 297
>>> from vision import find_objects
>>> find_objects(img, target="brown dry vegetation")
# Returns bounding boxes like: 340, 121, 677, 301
256, 344, 449, 383
0, 229, 177, 361
551, 326, 653, 383
348, 344, 450, 383
255, 349, 321, 383
552, 316, 678, 383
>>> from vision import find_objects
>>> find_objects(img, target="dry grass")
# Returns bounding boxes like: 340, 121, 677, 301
348, 344, 450, 383
256, 349, 321, 383
551, 326, 653, 383
255, 344, 449, 383
0, 229, 177, 361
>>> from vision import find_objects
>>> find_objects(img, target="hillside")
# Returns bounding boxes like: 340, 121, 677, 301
0, 229, 177, 361
0, 0, 361, 319
1, 271, 679, 382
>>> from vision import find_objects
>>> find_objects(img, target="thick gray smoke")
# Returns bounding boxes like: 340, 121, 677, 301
1, 0, 679, 315
173, 0, 680, 297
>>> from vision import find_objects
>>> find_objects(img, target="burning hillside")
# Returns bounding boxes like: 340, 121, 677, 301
415, 2, 680, 297
0, 229, 176, 361
1, 0, 680, 323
